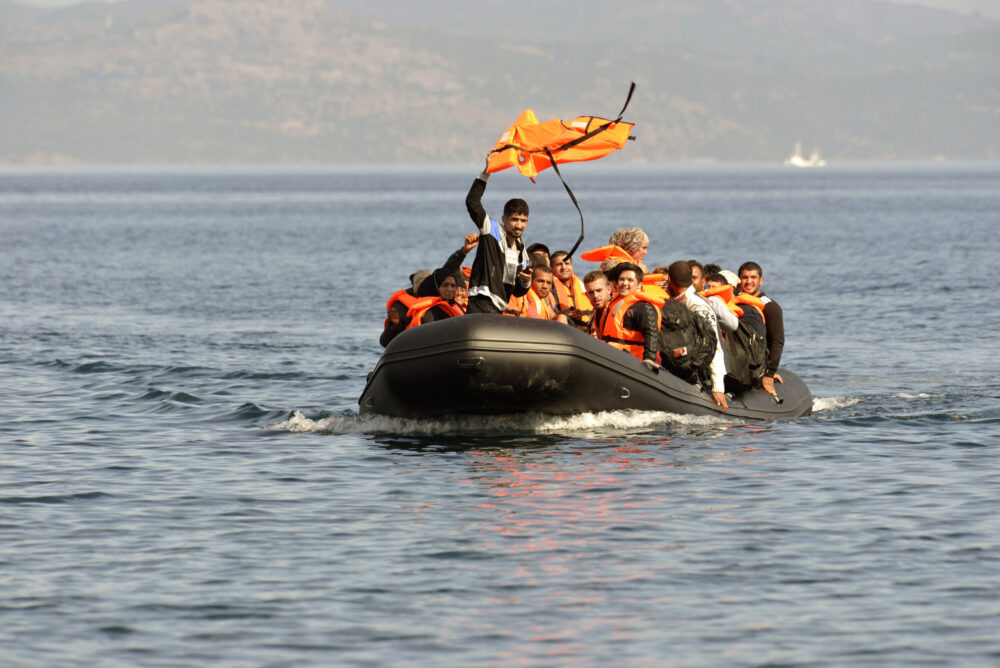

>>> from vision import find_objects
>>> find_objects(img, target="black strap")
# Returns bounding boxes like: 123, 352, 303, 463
544, 147, 586, 259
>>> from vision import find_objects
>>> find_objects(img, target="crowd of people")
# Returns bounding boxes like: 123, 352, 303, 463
380, 167, 786, 413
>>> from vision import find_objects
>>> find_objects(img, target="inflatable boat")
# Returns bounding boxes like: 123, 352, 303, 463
359, 315, 812, 420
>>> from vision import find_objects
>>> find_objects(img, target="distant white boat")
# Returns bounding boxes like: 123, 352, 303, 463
785, 142, 826, 168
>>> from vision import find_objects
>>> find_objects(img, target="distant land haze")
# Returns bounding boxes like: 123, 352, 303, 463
1, 0, 997, 164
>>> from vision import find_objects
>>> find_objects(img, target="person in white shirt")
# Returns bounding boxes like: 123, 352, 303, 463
664, 260, 728, 413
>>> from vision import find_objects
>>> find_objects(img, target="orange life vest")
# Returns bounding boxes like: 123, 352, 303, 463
700, 284, 744, 318
487, 111, 635, 181
598, 292, 663, 360
579, 244, 636, 264
406, 297, 465, 329
552, 274, 593, 322
640, 283, 669, 306
385, 289, 422, 327
734, 292, 766, 324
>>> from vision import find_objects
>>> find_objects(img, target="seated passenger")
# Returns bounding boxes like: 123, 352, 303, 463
739, 261, 784, 398
689, 260, 706, 292
526, 242, 551, 267
704, 272, 767, 392
664, 261, 728, 412
608, 227, 650, 271
698, 271, 740, 334
380, 269, 431, 347
597, 262, 661, 369
583, 270, 612, 337
454, 268, 471, 311
506, 266, 568, 323
405, 233, 479, 329
550, 250, 593, 329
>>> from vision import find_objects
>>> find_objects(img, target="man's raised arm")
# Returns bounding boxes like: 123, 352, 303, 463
465, 172, 491, 233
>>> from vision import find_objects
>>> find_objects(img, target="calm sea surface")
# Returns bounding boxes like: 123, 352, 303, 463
1, 163, 998, 666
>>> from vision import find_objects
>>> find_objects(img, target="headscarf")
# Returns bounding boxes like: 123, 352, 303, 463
417, 266, 460, 301
608, 227, 649, 271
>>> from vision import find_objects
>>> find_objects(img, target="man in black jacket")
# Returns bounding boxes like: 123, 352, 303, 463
464, 168, 532, 314
738, 261, 784, 398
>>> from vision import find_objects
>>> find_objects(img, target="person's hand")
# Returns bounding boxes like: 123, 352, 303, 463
462, 233, 479, 254
642, 360, 660, 373
388, 308, 400, 328
712, 391, 728, 413
517, 267, 532, 285
761, 374, 782, 397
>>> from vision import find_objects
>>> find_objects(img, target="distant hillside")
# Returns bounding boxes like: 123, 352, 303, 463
1, 0, 997, 164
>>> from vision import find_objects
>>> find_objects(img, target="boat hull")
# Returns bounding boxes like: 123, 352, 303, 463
359, 315, 812, 420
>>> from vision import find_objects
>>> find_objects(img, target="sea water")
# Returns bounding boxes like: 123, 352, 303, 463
1, 163, 998, 666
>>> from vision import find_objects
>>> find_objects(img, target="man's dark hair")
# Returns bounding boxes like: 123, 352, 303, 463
668, 260, 693, 288
525, 242, 549, 255
652, 265, 671, 275
738, 261, 763, 276
705, 272, 728, 285
532, 265, 553, 278
529, 252, 550, 268
703, 263, 721, 275
688, 260, 704, 273
550, 250, 570, 265
583, 270, 607, 284
504, 198, 529, 218
608, 262, 644, 284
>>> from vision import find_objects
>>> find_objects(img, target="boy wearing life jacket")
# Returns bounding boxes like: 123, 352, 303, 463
738, 261, 784, 398
465, 168, 532, 314
665, 261, 728, 412
598, 262, 661, 370
550, 250, 593, 329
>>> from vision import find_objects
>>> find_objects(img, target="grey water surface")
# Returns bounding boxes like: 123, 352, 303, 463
1, 164, 998, 666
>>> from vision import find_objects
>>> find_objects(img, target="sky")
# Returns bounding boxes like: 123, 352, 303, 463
12, 0, 1000, 20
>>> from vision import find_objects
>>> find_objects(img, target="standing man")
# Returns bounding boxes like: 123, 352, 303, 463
465, 167, 532, 314
738, 261, 784, 398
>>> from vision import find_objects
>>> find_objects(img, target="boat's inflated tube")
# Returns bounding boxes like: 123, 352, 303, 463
359, 315, 812, 420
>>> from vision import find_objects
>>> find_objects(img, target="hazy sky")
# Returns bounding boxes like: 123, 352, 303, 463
13, 0, 1000, 20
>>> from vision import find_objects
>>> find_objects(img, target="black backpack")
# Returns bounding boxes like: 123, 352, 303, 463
724, 324, 767, 391
658, 300, 717, 385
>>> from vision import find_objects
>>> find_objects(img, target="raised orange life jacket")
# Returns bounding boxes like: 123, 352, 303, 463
598, 292, 663, 360
700, 284, 744, 318
734, 292, 766, 324
385, 289, 422, 327
406, 297, 465, 329
487, 111, 635, 181
552, 274, 593, 322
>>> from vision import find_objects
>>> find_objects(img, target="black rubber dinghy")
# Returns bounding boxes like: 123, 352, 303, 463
359, 315, 812, 420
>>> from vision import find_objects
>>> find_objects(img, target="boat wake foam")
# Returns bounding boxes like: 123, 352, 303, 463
812, 396, 862, 412
264, 409, 728, 436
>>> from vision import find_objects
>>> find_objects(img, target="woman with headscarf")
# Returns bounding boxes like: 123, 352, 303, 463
607, 227, 649, 271
409, 234, 478, 326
